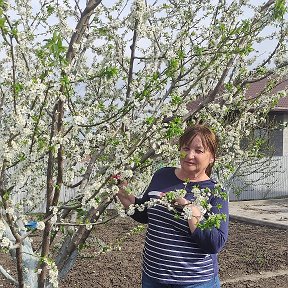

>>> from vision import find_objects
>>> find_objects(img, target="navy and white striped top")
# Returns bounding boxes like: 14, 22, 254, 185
131, 167, 229, 285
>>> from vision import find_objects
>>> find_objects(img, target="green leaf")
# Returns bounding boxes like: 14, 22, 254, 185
98, 27, 109, 36
11, 27, 18, 37
100, 66, 118, 79
171, 94, 182, 105
2, 187, 13, 201
219, 23, 226, 32
177, 49, 185, 60
166, 117, 183, 139
46, 5, 55, 16
241, 19, 251, 33
198, 213, 227, 230
18, 153, 26, 162
0, 16, 5, 28
273, 0, 287, 20
165, 58, 179, 77
60, 74, 70, 86
145, 116, 155, 125
152, 72, 160, 81
193, 46, 204, 56
224, 83, 234, 92
13, 82, 23, 94
43, 32, 67, 63
130, 224, 145, 234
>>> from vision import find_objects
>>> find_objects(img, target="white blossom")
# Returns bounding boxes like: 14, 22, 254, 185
50, 215, 57, 225
111, 185, 119, 195
85, 223, 93, 230
122, 170, 133, 179
0, 220, 5, 234
5, 207, 14, 215
36, 221, 45, 231
0, 237, 11, 248
126, 204, 136, 216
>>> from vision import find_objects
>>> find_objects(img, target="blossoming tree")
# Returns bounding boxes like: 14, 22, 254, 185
0, 0, 287, 287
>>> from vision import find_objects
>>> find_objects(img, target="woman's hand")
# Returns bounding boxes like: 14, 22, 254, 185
173, 197, 202, 232
173, 197, 202, 233
116, 180, 135, 209
185, 204, 202, 232
173, 197, 190, 207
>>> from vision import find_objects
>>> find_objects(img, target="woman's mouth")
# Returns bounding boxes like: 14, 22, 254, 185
185, 161, 196, 165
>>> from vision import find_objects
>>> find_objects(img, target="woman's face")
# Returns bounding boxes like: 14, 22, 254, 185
179, 135, 214, 179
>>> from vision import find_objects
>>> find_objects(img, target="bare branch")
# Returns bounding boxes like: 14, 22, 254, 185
66, 0, 102, 62
125, 21, 138, 104
0, 265, 18, 286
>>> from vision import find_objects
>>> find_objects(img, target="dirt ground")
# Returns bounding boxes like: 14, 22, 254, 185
0, 216, 287, 288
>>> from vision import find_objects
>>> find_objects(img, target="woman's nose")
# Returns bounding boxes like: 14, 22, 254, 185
186, 150, 195, 158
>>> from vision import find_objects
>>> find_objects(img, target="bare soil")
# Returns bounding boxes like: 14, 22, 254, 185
0, 215, 287, 288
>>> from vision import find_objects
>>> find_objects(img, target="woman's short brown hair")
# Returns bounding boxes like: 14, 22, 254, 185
179, 124, 218, 176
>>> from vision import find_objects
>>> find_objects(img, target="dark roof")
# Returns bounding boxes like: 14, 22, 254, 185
246, 78, 288, 112
186, 78, 288, 113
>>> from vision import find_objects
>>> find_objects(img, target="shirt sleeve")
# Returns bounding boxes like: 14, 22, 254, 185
191, 194, 229, 254
128, 172, 158, 223
128, 167, 170, 223
129, 194, 149, 223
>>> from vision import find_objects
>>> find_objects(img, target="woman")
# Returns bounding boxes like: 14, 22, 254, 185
117, 124, 229, 288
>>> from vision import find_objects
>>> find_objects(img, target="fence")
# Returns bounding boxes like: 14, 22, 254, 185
227, 156, 288, 201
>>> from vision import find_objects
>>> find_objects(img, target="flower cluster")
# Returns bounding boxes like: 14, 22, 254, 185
125, 184, 227, 230
0, 219, 11, 249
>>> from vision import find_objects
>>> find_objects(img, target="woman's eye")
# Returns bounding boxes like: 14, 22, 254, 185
196, 149, 204, 153
182, 147, 189, 151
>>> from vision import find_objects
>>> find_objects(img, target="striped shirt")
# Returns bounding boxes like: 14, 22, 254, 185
131, 167, 229, 285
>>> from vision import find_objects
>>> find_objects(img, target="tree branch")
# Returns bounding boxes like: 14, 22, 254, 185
125, 20, 138, 104
0, 265, 18, 286
66, 0, 102, 62
56, 197, 114, 279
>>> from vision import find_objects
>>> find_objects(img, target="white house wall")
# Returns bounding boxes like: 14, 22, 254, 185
228, 156, 288, 201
